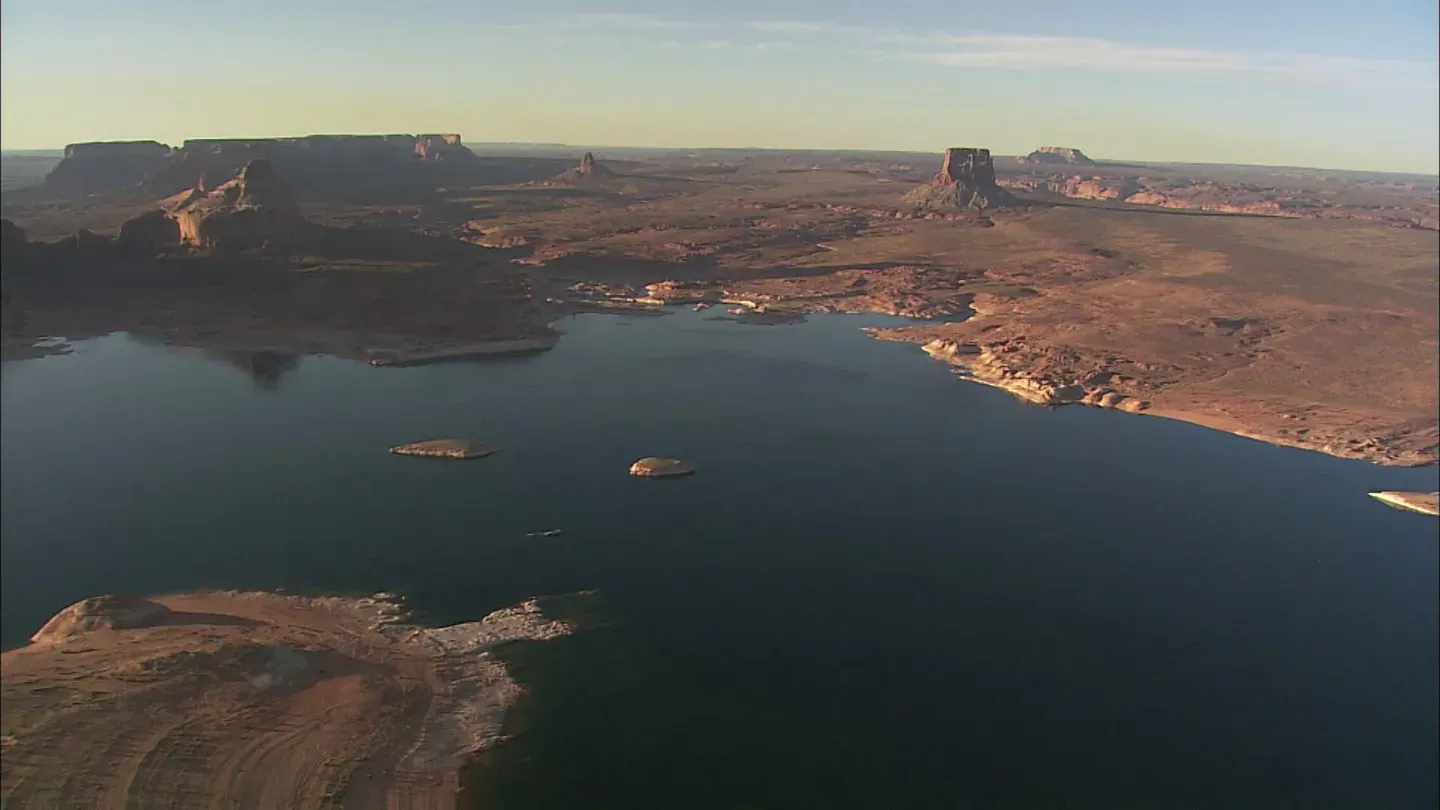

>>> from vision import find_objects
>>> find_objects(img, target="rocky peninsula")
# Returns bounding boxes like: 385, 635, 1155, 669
1368, 491, 1440, 516
1, 590, 580, 809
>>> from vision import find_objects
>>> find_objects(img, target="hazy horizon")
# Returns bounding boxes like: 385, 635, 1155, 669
5, 141, 1439, 179
2, 0, 1437, 174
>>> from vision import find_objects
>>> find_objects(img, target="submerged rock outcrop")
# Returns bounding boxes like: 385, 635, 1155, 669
904, 148, 1017, 212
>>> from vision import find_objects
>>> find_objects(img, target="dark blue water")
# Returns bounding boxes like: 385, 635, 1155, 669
3, 309, 1436, 810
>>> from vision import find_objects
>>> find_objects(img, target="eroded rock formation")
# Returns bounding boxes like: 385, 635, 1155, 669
164, 159, 306, 251
30, 595, 172, 643
1018, 146, 1095, 165
554, 152, 616, 183
904, 148, 1017, 212
44, 141, 174, 193
42, 134, 481, 198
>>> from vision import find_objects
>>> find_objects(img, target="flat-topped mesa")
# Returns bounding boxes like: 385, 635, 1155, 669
175, 134, 474, 162
904, 147, 1017, 212
45, 140, 176, 193
163, 158, 307, 251
44, 133, 479, 197
63, 141, 172, 160
1018, 146, 1095, 165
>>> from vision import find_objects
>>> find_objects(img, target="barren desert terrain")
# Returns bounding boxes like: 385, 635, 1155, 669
1, 136, 1437, 808
4, 140, 1436, 465
0, 591, 577, 809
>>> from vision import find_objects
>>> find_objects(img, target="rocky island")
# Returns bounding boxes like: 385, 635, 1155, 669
629, 457, 697, 477
389, 439, 500, 459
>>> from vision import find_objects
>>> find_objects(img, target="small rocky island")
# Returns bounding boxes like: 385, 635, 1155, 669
389, 439, 498, 459
629, 457, 696, 477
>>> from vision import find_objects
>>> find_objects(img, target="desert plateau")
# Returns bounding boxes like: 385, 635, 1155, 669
4, 11, 1440, 801
4, 138, 1436, 467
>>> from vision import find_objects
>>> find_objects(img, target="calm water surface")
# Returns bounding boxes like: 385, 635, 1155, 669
3, 309, 1436, 809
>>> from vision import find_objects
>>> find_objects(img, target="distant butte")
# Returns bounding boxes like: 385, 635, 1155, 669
1018, 146, 1095, 165
554, 152, 617, 183
37, 134, 481, 199
904, 148, 1018, 212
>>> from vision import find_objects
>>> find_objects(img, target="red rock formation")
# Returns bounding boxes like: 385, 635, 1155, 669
44, 134, 482, 197
44, 140, 174, 194
553, 152, 617, 183
1018, 147, 1095, 165
1058, 176, 1139, 200
904, 148, 1016, 212
164, 159, 306, 251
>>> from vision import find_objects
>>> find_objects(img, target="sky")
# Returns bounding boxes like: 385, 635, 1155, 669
2, 0, 1437, 173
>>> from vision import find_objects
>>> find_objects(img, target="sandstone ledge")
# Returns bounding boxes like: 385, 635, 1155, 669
389, 439, 498, 459
1368, 491, 1439, 516
897, 336, 1433, 468
629, 457, 696, 477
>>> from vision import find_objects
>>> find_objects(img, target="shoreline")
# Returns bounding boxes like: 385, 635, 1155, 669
1368, 491, 1440, 516
5, 303, 1435, 470
872, 331, 1437, 469
0, 589, 582, 809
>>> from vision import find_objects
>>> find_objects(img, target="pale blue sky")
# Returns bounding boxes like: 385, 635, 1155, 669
3, 0, 1437, 172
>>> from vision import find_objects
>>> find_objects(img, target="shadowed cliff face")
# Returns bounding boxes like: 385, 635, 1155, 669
38, 134, 484, 201
165, 159, 307, 251
904, 147, 1017, 212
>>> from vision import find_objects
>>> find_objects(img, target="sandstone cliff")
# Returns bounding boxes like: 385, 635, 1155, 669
163, 159, 307, 251
44, 140, 174, 194
553, 152, 617, 184
43, 134, 481, 198
904, 148, 1018, 212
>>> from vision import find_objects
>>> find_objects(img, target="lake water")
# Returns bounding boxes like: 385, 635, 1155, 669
3, 308, 1436, 809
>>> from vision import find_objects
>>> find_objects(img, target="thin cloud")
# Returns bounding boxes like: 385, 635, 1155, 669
558, 13, 705, 30
745, 20, 833, 34
740, 18, 1436, 89
544, 12, 1438, 89
914, 33, 1438, 89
